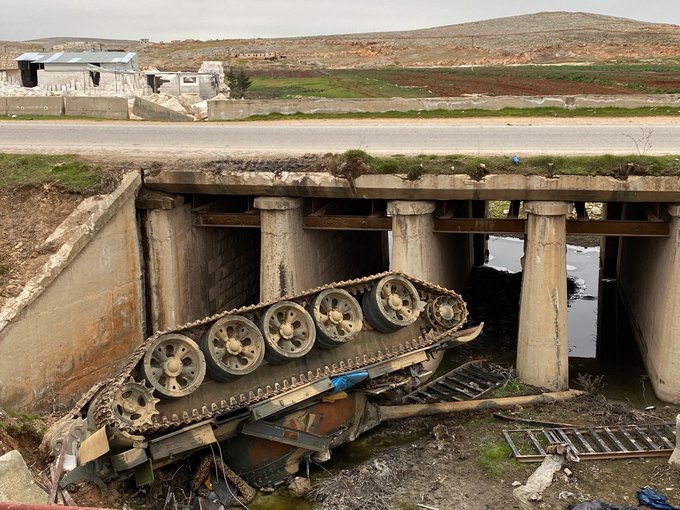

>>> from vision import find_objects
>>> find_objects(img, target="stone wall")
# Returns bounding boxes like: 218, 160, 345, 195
0, 174, 144, 410
144, 201, 260, 332
208, 94, 680, 120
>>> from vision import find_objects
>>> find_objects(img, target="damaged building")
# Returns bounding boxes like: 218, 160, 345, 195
15, 51, 144, 94
145, 71, 219, 100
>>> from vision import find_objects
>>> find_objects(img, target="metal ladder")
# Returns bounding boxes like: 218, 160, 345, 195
400, 360, 508, 404
503, 423, 677, 462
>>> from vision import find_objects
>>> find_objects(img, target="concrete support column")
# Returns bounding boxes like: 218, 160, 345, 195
254, 197, 304, 301
387, 200, 448, 378
387, 201, 439, 282
517, 201, 572, 391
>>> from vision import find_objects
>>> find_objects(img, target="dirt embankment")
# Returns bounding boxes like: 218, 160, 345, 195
0, 187, 83, 306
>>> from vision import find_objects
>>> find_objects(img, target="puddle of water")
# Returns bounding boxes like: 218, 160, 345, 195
486, 236, 599, 358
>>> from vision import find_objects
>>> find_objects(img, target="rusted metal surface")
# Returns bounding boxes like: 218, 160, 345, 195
192, 197, 670, 237
194, 211, 261, 227
303, 214, 391, 231
503, 423, 676, 462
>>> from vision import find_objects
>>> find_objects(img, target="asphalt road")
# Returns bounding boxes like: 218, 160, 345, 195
0, 119, 678, 156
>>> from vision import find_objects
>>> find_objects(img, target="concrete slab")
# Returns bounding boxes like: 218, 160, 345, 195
132, 96, 193, 122
0, 97, 7, 116
64, 96, 129, 120
6, 96, 63, 116
144, 170, 680, 203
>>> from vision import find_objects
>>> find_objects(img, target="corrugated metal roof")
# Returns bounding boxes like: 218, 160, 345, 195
15, 51, 136, 64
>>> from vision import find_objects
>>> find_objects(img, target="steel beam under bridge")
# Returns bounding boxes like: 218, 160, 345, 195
192, 197, 671, 237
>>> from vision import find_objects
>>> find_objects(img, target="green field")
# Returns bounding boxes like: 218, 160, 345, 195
248, 64, 680, 99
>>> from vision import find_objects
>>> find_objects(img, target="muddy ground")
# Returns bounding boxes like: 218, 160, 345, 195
8, 393, 679, 510
301, 395, 680, 510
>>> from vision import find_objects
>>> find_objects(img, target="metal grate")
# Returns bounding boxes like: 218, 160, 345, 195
400, 360, 507, 404
503, 423, 676, 462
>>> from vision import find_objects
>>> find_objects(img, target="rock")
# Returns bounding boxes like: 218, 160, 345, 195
0, 450, 48, 504
288, 476, 312, 497
512, 481, 522, 487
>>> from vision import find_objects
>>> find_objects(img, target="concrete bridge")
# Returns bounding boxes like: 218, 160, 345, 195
141, 170, 680, 401
2, 170, 680, 408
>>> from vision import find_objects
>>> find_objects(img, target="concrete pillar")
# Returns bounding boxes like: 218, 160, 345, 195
517, 201, 572, 391
618, 204, 680, 402
254, 197, 304, 301
387, 200, 459, 379
388, 201, 438, 281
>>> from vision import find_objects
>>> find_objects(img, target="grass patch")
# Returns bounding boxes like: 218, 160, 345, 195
1, 408, 43, 437
478, 441, 516, 477
489, 379, 539, 398
335, 152, 680, 178
0, 153, 103, 193
241, 106, 680, 122
248, 65, 680, 99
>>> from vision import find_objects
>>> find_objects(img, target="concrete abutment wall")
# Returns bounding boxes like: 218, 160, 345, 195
618, 204, 680, 403
0, 174, 145, 409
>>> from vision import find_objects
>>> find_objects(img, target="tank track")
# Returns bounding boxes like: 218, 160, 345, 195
85, 271, 469, 436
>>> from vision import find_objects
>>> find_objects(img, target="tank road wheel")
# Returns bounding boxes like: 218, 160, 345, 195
363, 275, 421, 332
112, 379, 160, 427
143, 334, 206, 399
311, 289, 363, 348
426, 295, 465, 330
200, 316, 265, 381
261, 301, 316, 364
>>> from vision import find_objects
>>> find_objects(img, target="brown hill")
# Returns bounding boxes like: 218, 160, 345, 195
3, 12, 680, 72
137, 11, 680, 70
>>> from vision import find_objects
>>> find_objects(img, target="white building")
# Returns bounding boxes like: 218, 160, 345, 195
15, 51, 143, 95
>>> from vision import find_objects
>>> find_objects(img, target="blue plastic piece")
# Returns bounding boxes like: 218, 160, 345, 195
638, 487, 679, 510
512, 155, 520, 165
330, 371, 369, 393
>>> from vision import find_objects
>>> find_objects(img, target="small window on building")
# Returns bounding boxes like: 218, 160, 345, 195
182, 76, 197, 84
89, 71, 101, 87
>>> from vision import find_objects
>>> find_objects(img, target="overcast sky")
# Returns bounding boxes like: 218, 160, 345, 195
1, 0, 679, 41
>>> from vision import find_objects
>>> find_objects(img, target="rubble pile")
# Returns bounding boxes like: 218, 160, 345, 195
0, 82, 57, 97
139, 93, 218, 120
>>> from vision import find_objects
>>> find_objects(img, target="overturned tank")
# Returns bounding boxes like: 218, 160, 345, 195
48, 272, 482, 494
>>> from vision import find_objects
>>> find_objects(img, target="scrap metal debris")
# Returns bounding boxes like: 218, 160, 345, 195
503, 423, 677, 462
